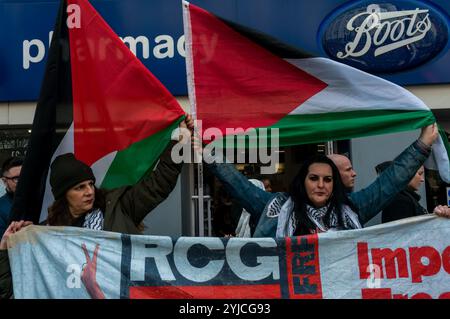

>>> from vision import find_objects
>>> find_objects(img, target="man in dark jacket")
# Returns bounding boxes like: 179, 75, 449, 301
0, 157, 23, 237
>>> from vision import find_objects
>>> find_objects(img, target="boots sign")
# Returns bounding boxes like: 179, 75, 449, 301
320, 1, 449, 73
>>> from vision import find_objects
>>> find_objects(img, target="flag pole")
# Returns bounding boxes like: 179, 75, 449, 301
192, 119, 204, 237
183, 1, 205, 236
197, 155, 205, 237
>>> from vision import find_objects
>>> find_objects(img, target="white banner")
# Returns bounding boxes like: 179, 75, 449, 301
7, 215, 450, 299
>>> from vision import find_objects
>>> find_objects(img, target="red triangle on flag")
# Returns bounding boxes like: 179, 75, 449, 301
187, 4, 327, 135
68, 0, 184, 166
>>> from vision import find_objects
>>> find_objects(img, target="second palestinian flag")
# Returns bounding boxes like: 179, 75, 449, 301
182, 1, 449, 183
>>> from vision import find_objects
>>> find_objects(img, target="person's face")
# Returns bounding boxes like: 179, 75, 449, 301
66, 180, 95, 218
304, 163, 334, 208
408, 166, 424, 191
335, 157, 356, 189
1, 166, 22, 193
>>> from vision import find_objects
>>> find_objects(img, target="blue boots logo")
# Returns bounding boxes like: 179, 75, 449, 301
320, 1, 449, 73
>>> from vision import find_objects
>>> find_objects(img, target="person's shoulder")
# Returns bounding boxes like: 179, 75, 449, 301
382, 191, 417, 222
101, 186, 129, 202
0, 193, 9, 202
273, 192, 289, 202
391, 190, 412, 202
0, 194, 11, 213
384, 191, 414, 209
264, 192, 289, 217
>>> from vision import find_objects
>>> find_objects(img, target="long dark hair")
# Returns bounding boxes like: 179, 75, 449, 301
289, 154, 353, 235
47, 188, 106, 226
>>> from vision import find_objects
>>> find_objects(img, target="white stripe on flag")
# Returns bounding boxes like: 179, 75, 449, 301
426, 136, 450, 183
285, 57, 429, 115
40, 123, 75, 222
91, 151, 117, 186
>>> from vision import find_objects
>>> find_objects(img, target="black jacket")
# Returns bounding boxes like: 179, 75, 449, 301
381, 188, 428, 223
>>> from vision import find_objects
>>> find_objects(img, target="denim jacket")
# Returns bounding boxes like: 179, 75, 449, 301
205, 140, 431, 238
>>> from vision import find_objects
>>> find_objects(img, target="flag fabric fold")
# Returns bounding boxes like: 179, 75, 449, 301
182, 1, 449, 183
11, 0, 185, 223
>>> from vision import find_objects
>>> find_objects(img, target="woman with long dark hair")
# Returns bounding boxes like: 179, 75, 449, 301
286, 155, 358, 236
204, 124, 443, 238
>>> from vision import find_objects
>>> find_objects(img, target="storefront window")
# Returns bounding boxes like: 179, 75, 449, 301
0, 126, 31, 196
0, 126, 31, 163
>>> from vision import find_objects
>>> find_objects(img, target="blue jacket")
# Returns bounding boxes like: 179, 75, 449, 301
0, 193, 13, 237
205, 140, 431, 238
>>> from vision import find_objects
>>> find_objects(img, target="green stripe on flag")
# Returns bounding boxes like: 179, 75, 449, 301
210, 110, 435, 149
100, 117, 184, 189
271, 109, 436, 147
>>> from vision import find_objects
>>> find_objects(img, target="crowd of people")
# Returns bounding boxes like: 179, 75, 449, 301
205, 124, 450, 237
0, 118, 449, 298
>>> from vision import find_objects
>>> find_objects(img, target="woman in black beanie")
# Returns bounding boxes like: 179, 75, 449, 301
4, 115, 192, 235
0, 116, 194, 298
47, 153, 102, 227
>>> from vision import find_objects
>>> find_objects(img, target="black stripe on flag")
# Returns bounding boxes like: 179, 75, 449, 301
11, 0, 73, 223
218, 17, 313, 59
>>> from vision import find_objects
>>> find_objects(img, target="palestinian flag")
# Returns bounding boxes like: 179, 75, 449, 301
11, 0, 185, 223
182, 1, 450, 183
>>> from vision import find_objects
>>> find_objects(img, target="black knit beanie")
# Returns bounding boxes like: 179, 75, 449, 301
50, 153, 96, 199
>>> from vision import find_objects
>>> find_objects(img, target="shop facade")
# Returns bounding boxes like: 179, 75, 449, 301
1, 0, 449, 235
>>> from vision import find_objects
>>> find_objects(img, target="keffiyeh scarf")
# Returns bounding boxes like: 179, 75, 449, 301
276, 198, 361, 237
82, 208, 104, 231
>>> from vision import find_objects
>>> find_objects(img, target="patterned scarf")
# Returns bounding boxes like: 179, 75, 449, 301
82, 208, 104, 230
276, 198, 361, 237
305, 204, 361, 232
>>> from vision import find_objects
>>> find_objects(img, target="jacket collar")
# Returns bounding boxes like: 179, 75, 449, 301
404, 188, 421, 201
